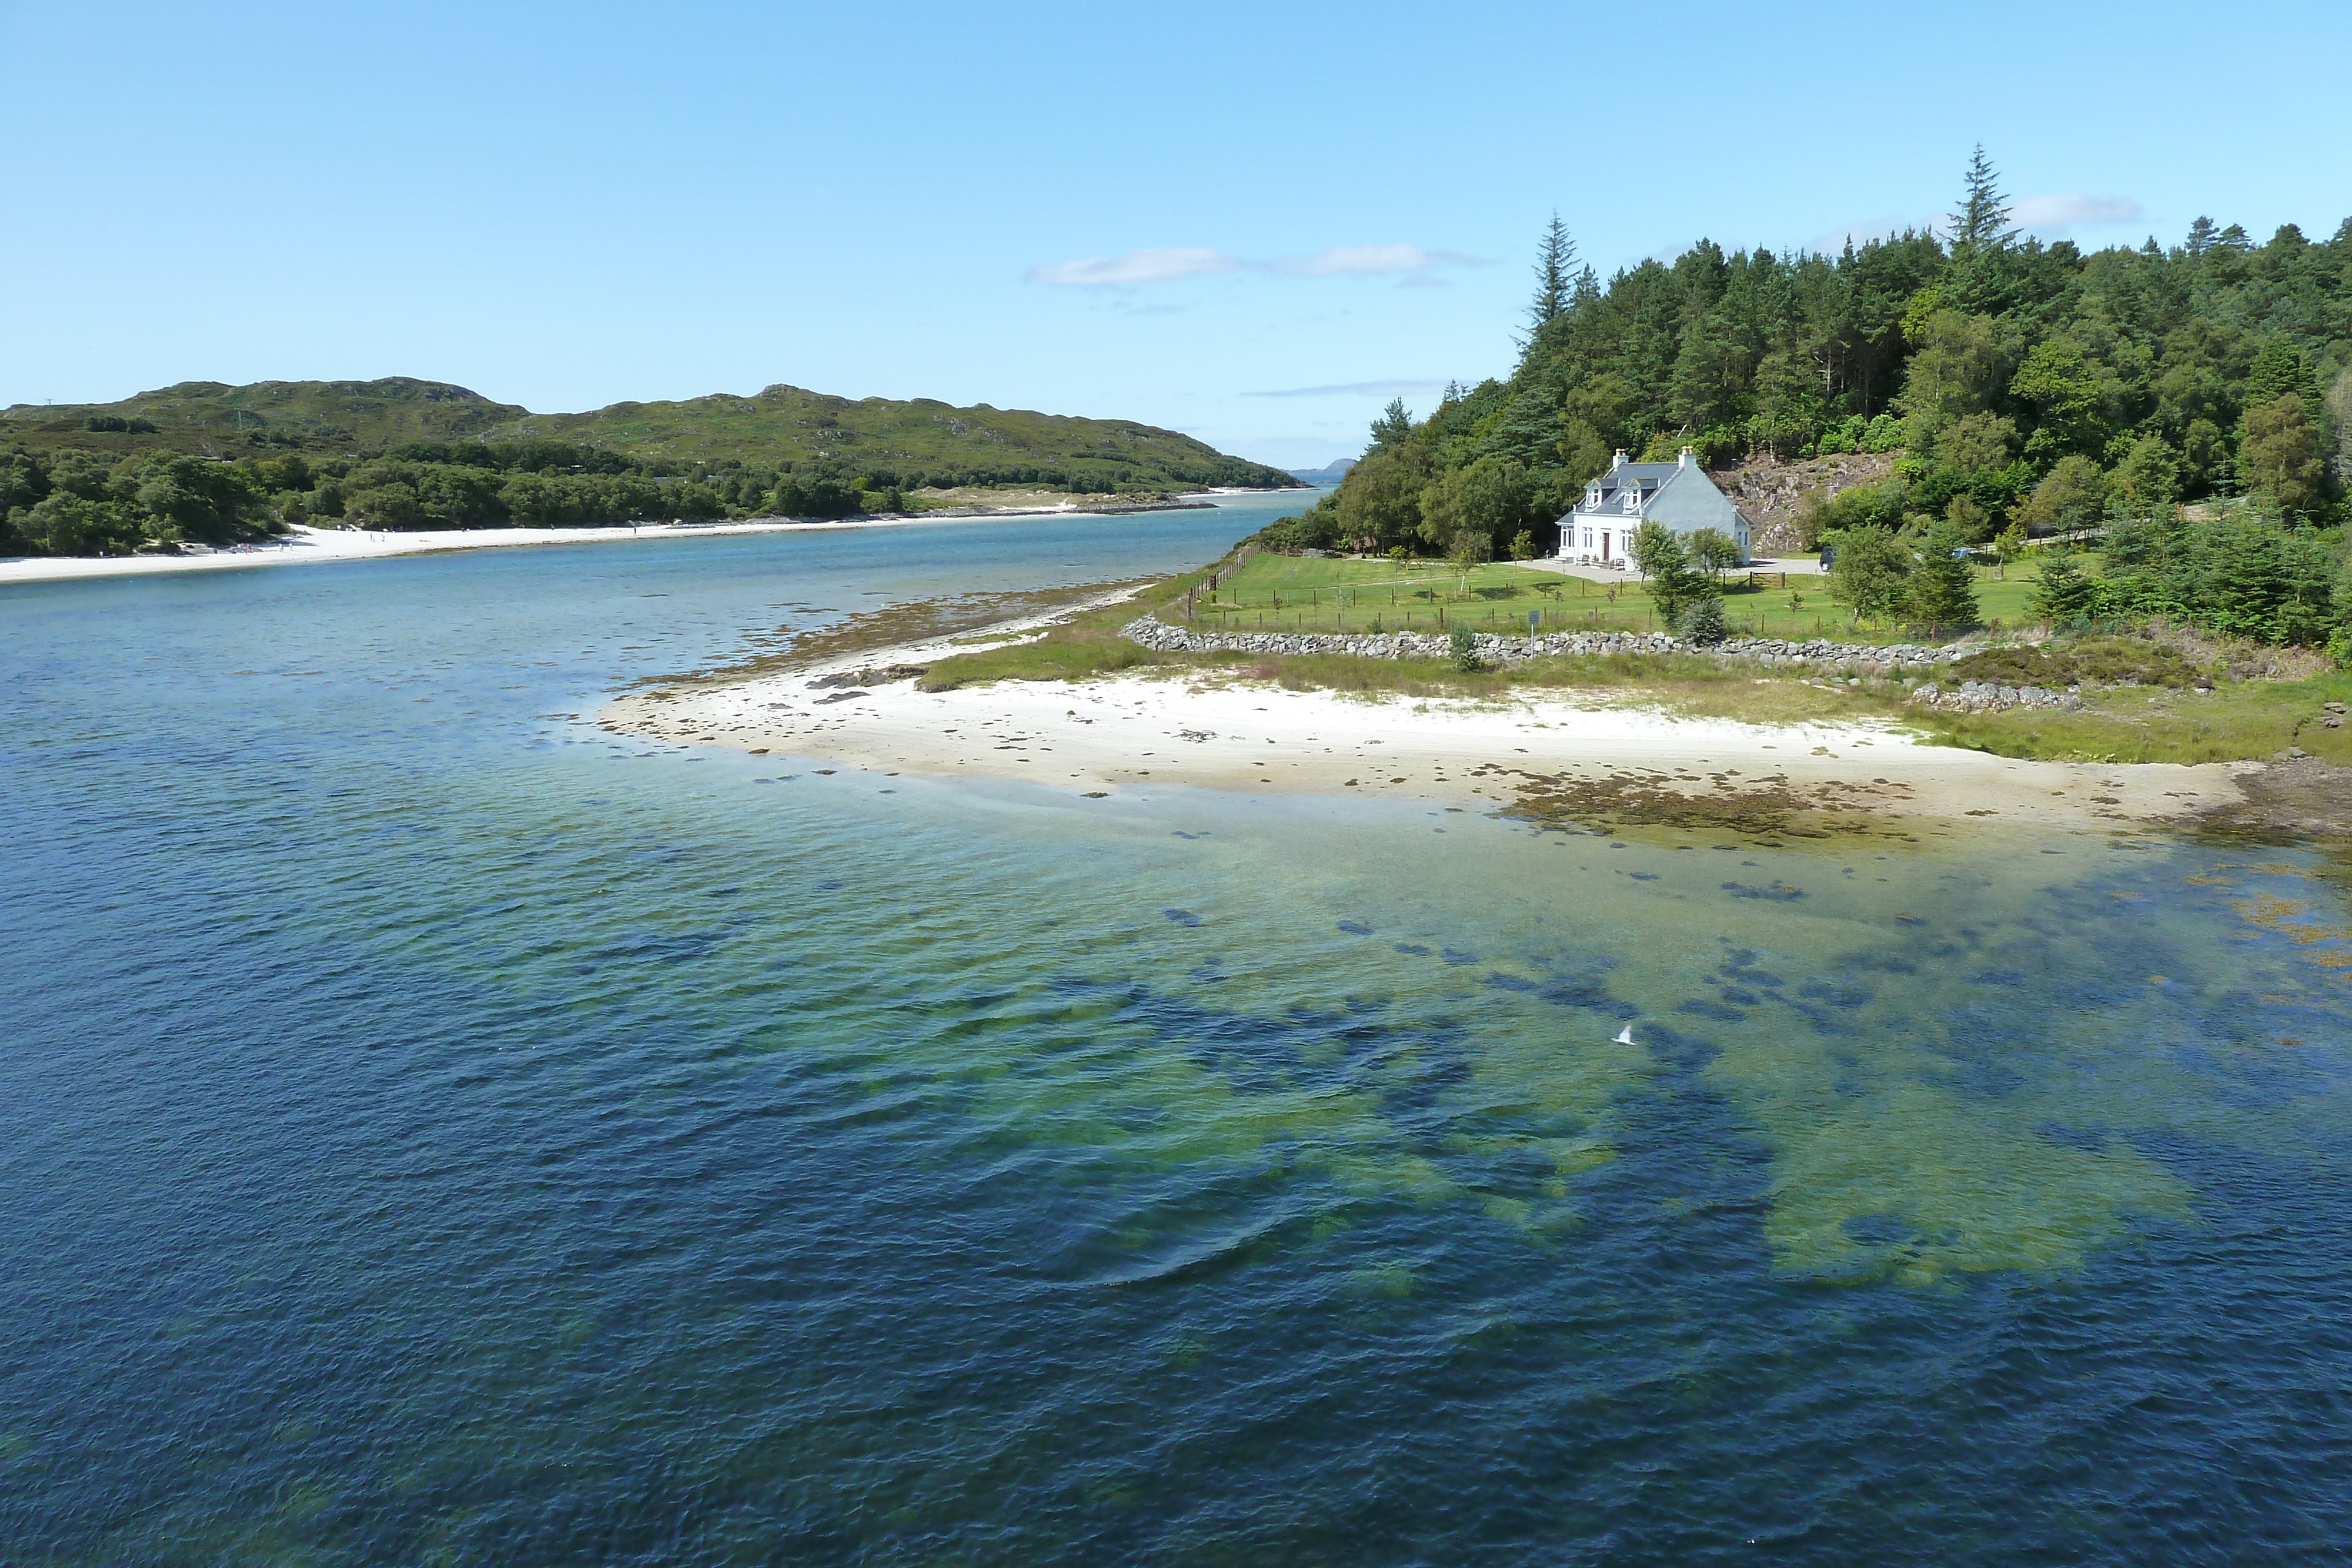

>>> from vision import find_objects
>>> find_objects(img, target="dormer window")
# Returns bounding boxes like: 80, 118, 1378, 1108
1621, 486, 1641, 514
1585, 486, 1601, 508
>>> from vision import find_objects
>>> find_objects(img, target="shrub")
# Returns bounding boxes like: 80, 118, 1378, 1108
1678, 596, 1729, 644
1796, 480, 1905, 548
1860, 414, 1906, 453
1947, 636, 2205, 689
1449, 624, 1480, 671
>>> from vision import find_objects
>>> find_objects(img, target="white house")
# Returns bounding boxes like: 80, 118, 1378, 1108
1555, 447, 1753, 566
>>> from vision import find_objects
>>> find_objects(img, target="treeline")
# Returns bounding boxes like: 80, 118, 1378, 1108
2017, 504, 2348, 655
0, 438, 963, 556
1267, 151, 2352, 565
0, 426, 1237, 556
0, 441, 714, 554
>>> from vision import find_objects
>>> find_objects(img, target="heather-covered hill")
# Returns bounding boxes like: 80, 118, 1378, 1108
1, 379, 1294, 493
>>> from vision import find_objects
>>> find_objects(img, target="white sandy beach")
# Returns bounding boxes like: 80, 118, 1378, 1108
0, 496, 1250, 587
0, 517, 934, 586
606, 651, 2243, 831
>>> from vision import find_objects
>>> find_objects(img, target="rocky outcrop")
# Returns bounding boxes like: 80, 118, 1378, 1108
1907, 680, 2085, 713
1121, 615, 1966, 674
1710, 450, 1899, 556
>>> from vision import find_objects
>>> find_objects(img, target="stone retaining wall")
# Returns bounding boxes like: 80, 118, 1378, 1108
1120, 614, 1967, 674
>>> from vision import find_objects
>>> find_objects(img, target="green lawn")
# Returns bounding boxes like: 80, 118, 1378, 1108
1181, 553, 2049, 644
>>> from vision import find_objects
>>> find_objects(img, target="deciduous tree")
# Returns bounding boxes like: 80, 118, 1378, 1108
1825, 528, 1912, 622
1687, 527, 1740, 579
2015, 456, 2106, 536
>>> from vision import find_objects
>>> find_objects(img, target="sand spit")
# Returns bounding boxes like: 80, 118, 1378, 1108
604, 664, 2242, 833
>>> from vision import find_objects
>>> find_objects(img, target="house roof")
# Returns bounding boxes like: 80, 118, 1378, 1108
1595, 462, 1684, 487
1569, 463, 1688, 514
1554, 460, 1754, 531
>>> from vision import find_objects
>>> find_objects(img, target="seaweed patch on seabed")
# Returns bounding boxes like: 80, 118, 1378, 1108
624, 577, 1155, 694
1498, 767, 1922, 848
2189, 757, 2352, 889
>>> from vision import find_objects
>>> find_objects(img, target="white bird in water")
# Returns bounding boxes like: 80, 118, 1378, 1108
1613, 1024, 1636, 1045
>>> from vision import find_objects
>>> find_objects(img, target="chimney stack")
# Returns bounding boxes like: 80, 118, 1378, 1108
1678, 446, 1695, 468
1610, 450, 1628, 470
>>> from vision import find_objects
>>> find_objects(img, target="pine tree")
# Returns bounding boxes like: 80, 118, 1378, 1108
1368, 398, 1415, 450
1949, 144, 2014, 250
1525, 213, 1576, 340
2029, 553, 2099, 624
2184, 216, 2217, 256
1909, 527, 1982, 632
2243, 336, 2321, 422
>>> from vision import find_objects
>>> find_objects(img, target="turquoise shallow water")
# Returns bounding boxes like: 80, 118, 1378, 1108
5, 498, 2352, 1564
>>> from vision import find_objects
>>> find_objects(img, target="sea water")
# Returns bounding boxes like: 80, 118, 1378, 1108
4, 497, 2349, 1564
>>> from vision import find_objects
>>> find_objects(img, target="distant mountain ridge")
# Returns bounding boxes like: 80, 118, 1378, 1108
1287, 457, 1358, 484
1, 377, 1295, 492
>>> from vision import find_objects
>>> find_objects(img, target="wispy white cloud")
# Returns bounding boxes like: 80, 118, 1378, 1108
1808, 194, 2140, 253
2011, 192, 2144, 228
1810, 215, 1932, 253
1026, 242, 1485, 288
1245, 379, 1452, 399
1025, 247, 1244, 287
1272, 243, 1484, 277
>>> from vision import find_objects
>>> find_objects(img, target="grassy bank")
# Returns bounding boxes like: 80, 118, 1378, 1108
1175, 551, 2047, 644
1913, 673, 2352, 765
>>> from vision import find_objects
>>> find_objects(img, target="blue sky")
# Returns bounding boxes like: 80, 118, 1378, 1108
5, 0, 2347, 468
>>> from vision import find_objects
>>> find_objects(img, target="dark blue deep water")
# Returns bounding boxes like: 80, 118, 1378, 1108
5, 500, 2350, 1564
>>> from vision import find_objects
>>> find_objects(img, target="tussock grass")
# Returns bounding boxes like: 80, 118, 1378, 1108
1915, 673, 2352, 765
1945, 634, 2209, 690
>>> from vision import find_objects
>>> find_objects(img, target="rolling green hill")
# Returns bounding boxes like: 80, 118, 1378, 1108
0, 377, 1293, 492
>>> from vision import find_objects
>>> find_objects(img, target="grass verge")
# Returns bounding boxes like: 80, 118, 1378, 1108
1912, 673, 2352, 765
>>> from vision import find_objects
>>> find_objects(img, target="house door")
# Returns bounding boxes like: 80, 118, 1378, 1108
1600, 531, 1610, 561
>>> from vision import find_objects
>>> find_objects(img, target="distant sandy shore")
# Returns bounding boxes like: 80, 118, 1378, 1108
604, 620, 2245, 834
0, 494, 1241, 587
